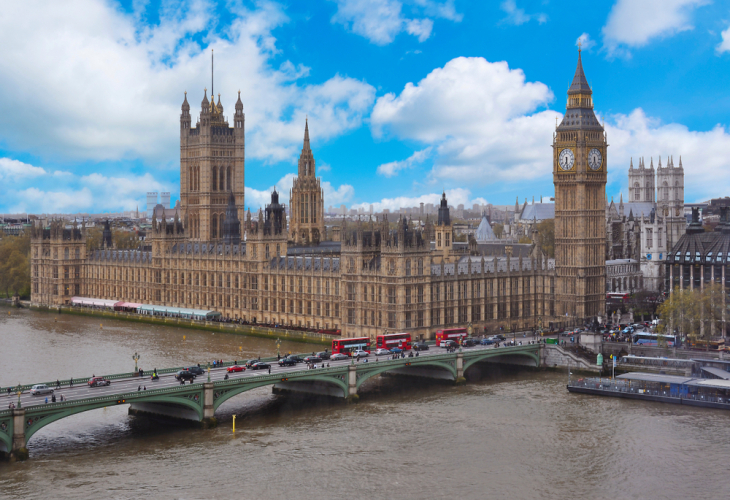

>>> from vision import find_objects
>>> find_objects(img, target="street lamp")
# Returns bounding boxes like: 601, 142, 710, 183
17, 384, 22, 409
276, 338, 281, 358
133, 352, 140, 373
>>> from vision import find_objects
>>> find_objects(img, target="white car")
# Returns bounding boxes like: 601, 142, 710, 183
374, 348, 390, 356
352, 350, 369, 358
330, 353, 349, 361
30, 384, 54, 396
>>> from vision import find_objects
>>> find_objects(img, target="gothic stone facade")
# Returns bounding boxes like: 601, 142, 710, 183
32, 54, 617, 336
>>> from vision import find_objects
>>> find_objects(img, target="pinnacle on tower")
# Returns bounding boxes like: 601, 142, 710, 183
303, 118, 310, 151
181, 91, 189, 110
656, 156, 660, 168
568, 48, 591, 95
679, 156, 683, 169
630, 157, 633, 169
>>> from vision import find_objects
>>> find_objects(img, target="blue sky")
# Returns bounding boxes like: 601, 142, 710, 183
1, 0, 730, 214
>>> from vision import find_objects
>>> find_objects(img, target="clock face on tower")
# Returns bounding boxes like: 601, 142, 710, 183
558, 148, 575, 170
588, 148, 602, 170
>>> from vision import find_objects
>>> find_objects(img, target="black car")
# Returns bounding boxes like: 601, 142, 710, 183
494, 334, 507, 341
303, 356, 322, 363
462, 339, 476, 347
278, 357, 297, 366
286, 355, 304, 363
316, 351, 331, 360
245, 359, 259, 368
175, 370, 196, 381
185, 366, 205, 375
441, 340, 458, 348
251, 362, 271, 370
413, 342, 429, 351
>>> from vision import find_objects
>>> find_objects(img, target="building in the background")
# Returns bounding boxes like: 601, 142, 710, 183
607, 156, 686, 292
146, 192, 158, 218
160, 192, 171, 209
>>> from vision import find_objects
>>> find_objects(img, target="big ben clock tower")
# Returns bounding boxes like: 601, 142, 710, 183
553, 48, 607, 323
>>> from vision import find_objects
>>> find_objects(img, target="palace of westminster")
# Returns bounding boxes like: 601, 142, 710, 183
31, 51, 715, 338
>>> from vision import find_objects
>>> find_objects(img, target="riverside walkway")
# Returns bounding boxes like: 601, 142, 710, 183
0, 342, 542, 459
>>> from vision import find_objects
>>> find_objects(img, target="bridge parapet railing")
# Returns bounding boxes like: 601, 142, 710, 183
8, 383, 204, 415
7, 352, 314, 393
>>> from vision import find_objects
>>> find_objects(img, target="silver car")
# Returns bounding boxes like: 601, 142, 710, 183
330, 353, 349, 361
30, 384, 54, 396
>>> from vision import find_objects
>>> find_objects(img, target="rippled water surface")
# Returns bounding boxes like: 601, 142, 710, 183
1, 308, 729, 500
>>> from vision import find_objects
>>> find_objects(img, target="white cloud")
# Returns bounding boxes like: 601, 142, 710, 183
11, 187, 94, 214
500, 0, 547, 26
322, 181, 355, 205
602, 0, 708, 53
717, 23, 730, 54
371, 56, 557, 185
370, 56, 730, 202
352, 188, 485, 213
0, 0, 375, 165
0, 158, 46, 180
377, 147, 432, 177
605, 109, 730, 202
2, 158, 171, 213
330, 0, 460, 45
576, 33, 595, 51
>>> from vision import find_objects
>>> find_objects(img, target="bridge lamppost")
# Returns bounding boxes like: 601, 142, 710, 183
133, 352, 140, 373
16, 384, 22, 409
207, 363, 211, 383
276, 338, 281, 358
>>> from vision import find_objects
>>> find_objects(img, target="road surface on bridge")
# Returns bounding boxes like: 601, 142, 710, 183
5, 340, 533, 409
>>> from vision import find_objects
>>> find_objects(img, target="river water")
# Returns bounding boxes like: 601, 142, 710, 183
1, 308, 729, 500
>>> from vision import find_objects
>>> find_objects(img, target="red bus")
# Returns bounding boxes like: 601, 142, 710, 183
332, 337, 371, 355
606, 293, 629, 304
376, 332, 412, 351
435, 328, 468, 346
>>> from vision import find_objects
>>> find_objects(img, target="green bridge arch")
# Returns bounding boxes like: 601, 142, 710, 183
462, 347, 540, 373
212, 372, 350, 411
21, 390, 205, 444
354, 359, 458, 389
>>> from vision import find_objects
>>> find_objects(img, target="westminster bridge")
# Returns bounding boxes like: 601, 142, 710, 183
0, 342, 592, 459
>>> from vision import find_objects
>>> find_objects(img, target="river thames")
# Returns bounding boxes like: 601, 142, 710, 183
1, 308, 729, 499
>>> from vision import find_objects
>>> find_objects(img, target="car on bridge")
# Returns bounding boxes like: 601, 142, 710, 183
303, 356, 322, 363
30, 384, 54, 396
227, 365, 245, 373
413, 342, 429, 351
441, 340, 458, 348
251, 362, 271, 370
245, 359, 261, 368
480, 338, 495, 345
462, 339, 476, 347
185, 366, 205, 376
374, 348, 390, 356
389, 347, 403, 354
175, 370, 196, 381
330, 353, 349, 361
352, 349, 369, 358
278, 357, 297, 366
317, 351, 331, 360
88, 377, 111, 388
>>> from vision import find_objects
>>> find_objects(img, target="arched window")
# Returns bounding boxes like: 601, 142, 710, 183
212, 167, 218, 191
662, 181, 669, 201
219, 214, 225, 238
634, 182, 640, 201
212, 215, 218, 238
220, 168, 225, 191
405, 259, 411, 276
227, 167, 232, 192
417, 258, 423, 275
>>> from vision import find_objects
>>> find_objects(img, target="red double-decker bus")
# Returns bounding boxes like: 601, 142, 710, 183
332, 337, 371, 355
376, 332, 412, 351
435, 328, 468, 346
